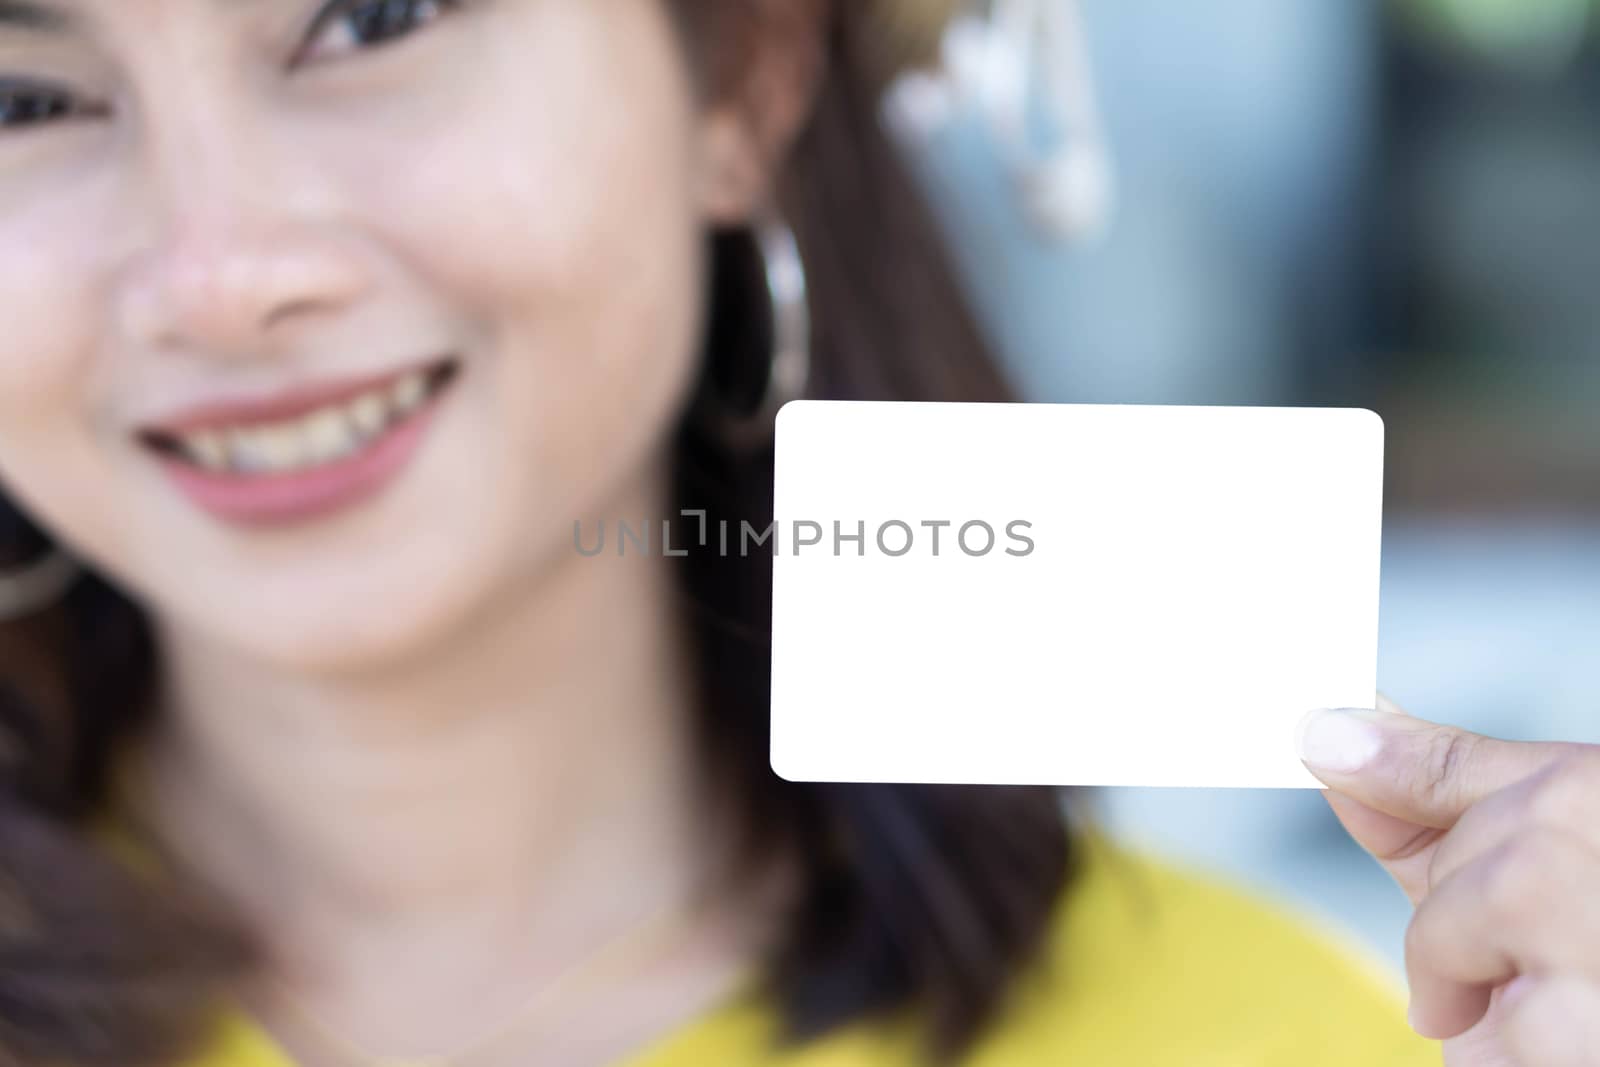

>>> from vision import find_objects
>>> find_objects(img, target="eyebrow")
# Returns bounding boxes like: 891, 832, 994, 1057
0, 0, 277, 36
0, 1, 73, 33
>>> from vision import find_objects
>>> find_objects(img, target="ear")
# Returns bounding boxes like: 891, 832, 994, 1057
693, 6, 829, 226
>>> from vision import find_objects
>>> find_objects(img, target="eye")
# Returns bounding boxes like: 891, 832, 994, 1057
297, 0, 463, 65
0, 80, 105, 132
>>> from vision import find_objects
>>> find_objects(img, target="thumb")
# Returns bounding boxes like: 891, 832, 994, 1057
1295, 698, 1571, 829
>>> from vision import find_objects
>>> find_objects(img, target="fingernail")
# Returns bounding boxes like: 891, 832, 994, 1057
1374, 692, 1406, 716
1296, 708, 1383, 773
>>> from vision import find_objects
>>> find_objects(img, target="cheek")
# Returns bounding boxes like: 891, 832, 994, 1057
0, 195, 106, 428
348, 5, 709, 510
0, 181, 122, 540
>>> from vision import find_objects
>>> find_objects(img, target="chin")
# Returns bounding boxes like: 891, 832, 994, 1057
193, 544, 505, 676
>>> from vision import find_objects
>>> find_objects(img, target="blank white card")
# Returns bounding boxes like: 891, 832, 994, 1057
769, 401, 1384, 789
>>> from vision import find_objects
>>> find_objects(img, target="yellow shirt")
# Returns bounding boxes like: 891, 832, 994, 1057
178, 835, 1440, 1066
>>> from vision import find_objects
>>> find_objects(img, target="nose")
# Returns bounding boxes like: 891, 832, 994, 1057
113, 123, 372, 358
117, 227, 372, 357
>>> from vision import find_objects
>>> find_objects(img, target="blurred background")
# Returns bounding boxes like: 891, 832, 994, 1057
891, 0, 1600, 971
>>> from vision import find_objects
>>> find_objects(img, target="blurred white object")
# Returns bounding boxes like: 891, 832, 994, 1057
885, 0, 1117, 242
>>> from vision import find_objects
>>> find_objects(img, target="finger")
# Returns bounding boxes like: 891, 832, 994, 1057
1500, 975, 1600, 1067
1321, 790, 1442, 904
1314, 694, 1468, 902
1296, 701, 1579, 829
1405, 828, 1600, 1039
1428, 751, 1600, 897
1441, 981, 1535, 1067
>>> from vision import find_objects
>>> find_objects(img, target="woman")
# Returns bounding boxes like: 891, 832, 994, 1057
0, 2, 1592, 1065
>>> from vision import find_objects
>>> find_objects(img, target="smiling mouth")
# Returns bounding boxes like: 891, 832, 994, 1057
138, 358, 461, 478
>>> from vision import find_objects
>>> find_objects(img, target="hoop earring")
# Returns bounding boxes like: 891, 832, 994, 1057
0, 548, 80, 623
689, 216, 811, 452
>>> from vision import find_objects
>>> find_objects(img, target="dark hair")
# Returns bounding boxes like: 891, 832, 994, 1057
0, 5, 1073, 1065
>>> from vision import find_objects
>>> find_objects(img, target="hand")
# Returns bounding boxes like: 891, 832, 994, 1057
1298, 695, 1600, 1067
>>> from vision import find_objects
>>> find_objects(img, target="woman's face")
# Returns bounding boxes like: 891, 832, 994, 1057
0, 0, 744, 670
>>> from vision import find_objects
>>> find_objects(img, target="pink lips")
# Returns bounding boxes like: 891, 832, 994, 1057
141, 360, 457, 529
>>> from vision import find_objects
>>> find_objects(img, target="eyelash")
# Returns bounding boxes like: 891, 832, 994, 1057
0, 82, 102, 129
0, 0, 466, 133
295, 0, 465, 66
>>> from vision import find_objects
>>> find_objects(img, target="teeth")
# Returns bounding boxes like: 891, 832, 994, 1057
390, 371, 427, 415
301, 409, 361, 464
229, 425, 304, 473
166, 365, 446, 476
347, 392, 389, 437
182, 430, 230, 472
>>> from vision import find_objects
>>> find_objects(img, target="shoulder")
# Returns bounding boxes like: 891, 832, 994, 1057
634, 833, 1439, 1067
960, 831, 1439, 1065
